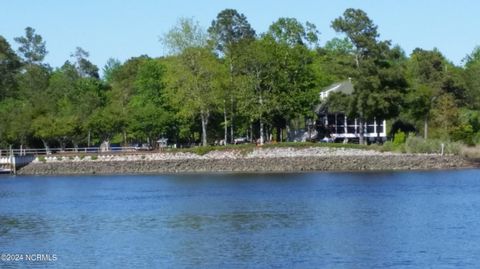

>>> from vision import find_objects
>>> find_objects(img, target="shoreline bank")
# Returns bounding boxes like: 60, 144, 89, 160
16, 147, 477, 175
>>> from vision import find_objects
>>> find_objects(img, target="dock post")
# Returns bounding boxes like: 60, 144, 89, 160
12, 155, 16, 175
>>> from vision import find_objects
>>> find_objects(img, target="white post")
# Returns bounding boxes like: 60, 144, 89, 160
344, 115, 348, 143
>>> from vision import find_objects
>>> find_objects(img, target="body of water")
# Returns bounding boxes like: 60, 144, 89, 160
0, 170, 480, 268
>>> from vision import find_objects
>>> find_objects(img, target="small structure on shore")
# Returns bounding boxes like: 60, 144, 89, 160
157, 138, 168, 149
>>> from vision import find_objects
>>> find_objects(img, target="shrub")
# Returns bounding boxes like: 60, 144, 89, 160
450, 124, 475, 145
405, 136, 439, 153
38, 156, 46, 163
380, 141, 395, 152
404, 135, 462, 155
90, 155, 98, 161
474, 132, 480, 145
192, 146, 215, 156
393, 131, 407, 146
460, 146, 480, 159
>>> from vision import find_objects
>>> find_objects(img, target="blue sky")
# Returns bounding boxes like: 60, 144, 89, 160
2, 0, 479, 70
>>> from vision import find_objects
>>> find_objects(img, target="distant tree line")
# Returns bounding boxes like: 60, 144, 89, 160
1, 8, 480, 149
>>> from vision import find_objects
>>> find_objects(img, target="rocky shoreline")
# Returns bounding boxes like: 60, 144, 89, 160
16, 147, 477, 175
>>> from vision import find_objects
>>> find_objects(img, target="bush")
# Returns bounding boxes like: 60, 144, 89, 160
192, 146, 215, 156
393, 131, 407, 146
460, 146, 480, 159
90, 155, 98, 161
450, 124, 475, 145
38, 156, 46, 163
381, 141, 395, 152
474, 132, 480, 145
404, 135, 462, 154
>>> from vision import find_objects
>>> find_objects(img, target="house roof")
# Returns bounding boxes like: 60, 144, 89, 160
315, 80, 354, 114
319, 80, 354, 100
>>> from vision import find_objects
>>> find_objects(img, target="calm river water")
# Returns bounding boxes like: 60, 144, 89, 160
1, 170, 480, 268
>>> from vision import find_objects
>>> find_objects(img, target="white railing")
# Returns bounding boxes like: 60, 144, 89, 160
0, 146, 140, 156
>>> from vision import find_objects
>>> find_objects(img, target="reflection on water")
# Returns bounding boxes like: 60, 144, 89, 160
168, 211, 301, 231
0, 170, 479, 268
0, 215, 51, 240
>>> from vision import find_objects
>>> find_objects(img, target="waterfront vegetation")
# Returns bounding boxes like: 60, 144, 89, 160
1, 8, 480, 152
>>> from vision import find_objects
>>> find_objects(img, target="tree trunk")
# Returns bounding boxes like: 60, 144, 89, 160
59, 140, 66, 152
42, 139, 50, 155
259, 119, 264, 145
200, 110, 209, 147
73, 142, 78, 152
87, 130, 91, 147
250, 122, 254, 143
424, 114, 428, 140
230, 97, 234, 144
229, 61, 235, 144
359, 118, 365, 145
355, 53, 360, 69
224, 101, 228, 145
286, 123, 290, 142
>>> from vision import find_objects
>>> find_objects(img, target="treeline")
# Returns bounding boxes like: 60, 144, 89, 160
0, 8, 479, 149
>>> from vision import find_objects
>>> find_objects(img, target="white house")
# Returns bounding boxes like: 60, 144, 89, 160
316, 80, 387, 143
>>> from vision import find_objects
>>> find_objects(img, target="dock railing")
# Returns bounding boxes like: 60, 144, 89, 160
0, 147, 139, 157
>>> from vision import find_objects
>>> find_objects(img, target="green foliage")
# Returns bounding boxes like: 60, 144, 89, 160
72, 47, 99, 79
192, 146, 215, 156
102, 58, 121, 83
331, 8, 408, 144
266, 17, 318, 47
0, 10, 479, 150
162, 17, 208, 55
393, 131, 406, 146
325, 92, 351, 113
208, 9, 256, 54
404, 135, 462, 155
464, 47, 480, 108
430, 94, 459, 139
0, 36, 22, 100
450, 124, 475, 145
381, 141, 396, 152
14, 27, 47, 65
